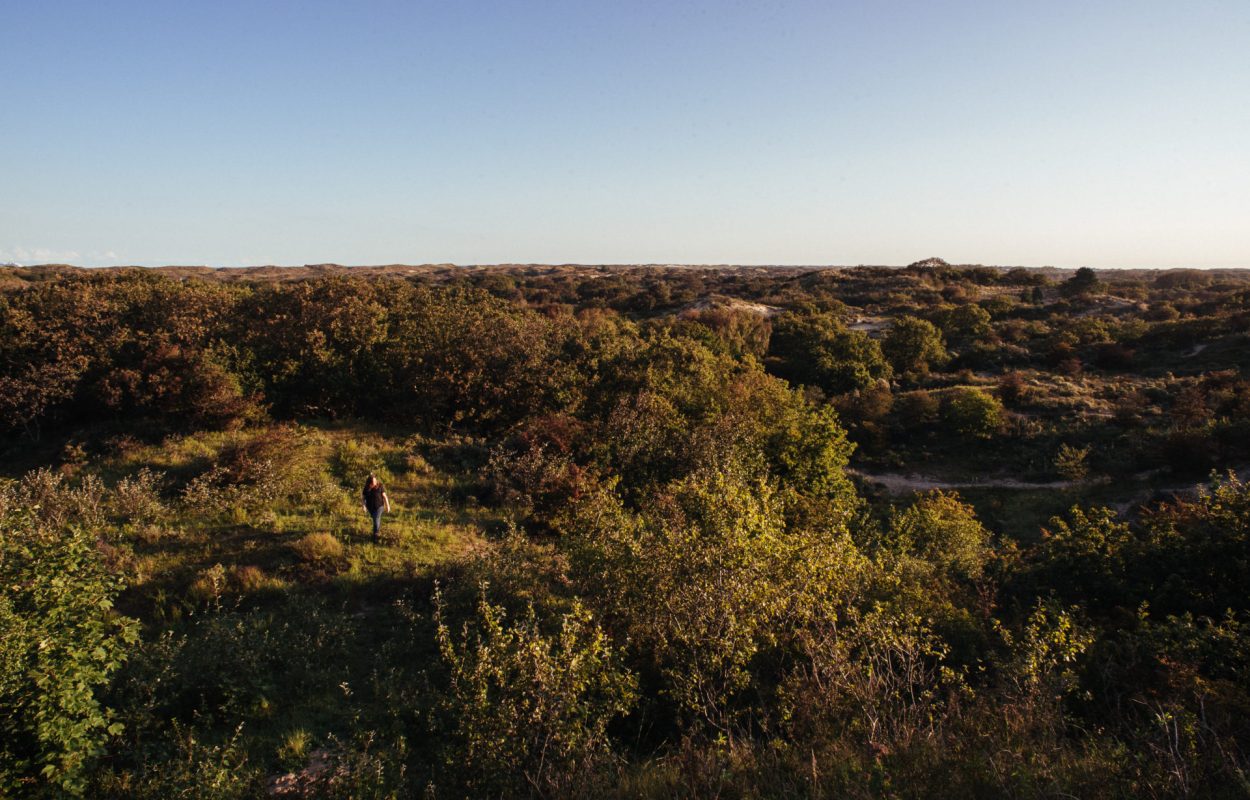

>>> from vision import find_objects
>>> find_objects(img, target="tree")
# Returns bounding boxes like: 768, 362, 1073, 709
882, 316, 948, 377
379, 285, 578, 431
0, 274, 254, 436
241, 277, 389, 418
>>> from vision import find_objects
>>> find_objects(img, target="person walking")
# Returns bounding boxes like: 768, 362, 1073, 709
362, 473, 390, 542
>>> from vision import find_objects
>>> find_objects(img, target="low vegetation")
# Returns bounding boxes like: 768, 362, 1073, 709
2, 262, 1249, 797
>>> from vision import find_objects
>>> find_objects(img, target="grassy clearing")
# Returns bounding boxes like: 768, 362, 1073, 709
111, 425, 487, 575
75, 423, 497, 624
24, 422, 500, 783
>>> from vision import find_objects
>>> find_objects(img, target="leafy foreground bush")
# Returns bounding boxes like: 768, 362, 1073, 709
433, 586, 638, 798
0, 510, 138, 796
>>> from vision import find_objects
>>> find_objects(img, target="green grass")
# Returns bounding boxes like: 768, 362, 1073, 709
19, 421, 496, 783
101, 424, 494, 592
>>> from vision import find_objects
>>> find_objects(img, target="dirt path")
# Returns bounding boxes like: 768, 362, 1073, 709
850, 470, 1077, 493
855, 466, 1246, 507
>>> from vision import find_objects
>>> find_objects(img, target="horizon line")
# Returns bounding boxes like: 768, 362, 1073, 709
4, 261, 1248, 273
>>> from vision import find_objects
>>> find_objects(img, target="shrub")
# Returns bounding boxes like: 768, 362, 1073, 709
1022, 507, 1134, 613
765, 395, 858, 502
836, 383, 894, 430
1001, 601, 1093, 700
933, 303, 992, 345
178, 466, 241, 518
882, 315, 948, 377
892, 390, 940, 431
767, 311, 892, 394
562, 465, 866, 726
997, 370, 1033, 406
941, 388, 1004, 439
176, 428, 325, 519
332, 440, 391, 489
294, 732, 410, 799
291, 532, 345, 563
1092, 342, 1135, 370
1169, 385, 1211, 429
1135, 474, 1250, 617
0, 510, 139, 795
1145, 302, 1180, 321
110, 468, 167, 526
1054, 443, 1091, 482
107, 722, 264, 799
16, 467, 108, 530
484, 440, 591, 528
1061, 267, 1103, 298
889, 491, 993, 579
783, 606, 960, 750
434, 587, 637, 797
216, 426, 298, 488
378, 285, 578, 430
188, 564, 230, 609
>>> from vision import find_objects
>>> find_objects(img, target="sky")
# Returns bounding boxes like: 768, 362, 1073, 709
2, 0, 1248, 269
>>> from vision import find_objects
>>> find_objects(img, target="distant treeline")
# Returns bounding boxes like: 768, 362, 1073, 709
3, 265, 1249, 439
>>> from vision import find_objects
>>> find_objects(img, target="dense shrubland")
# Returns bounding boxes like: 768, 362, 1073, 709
2, 264, 1249, 797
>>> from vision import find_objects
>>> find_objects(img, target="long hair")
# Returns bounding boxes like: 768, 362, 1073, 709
364, 473, 379, 490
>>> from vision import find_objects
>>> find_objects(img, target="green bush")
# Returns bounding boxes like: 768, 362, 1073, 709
0, 510, 139, 795
883, 315, 948, 376
332, 440, 391, 489
767, 311, 892, 394
563, 464, 866, 726
888, 490, 992, 579
941, 388, 1004, 439
1054, 443, 1091, 481
434, 587, 637, 797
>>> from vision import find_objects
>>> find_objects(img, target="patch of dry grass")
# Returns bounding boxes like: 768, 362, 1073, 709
291, 532, 345, 563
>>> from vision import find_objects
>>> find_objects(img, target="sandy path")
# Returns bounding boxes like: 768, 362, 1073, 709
850, 470, 1076, 493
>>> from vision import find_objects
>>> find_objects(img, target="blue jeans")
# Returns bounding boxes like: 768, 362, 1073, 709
369, 507, 383, 538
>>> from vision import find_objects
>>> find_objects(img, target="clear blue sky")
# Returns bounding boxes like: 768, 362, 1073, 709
2, 0, 1248, 268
